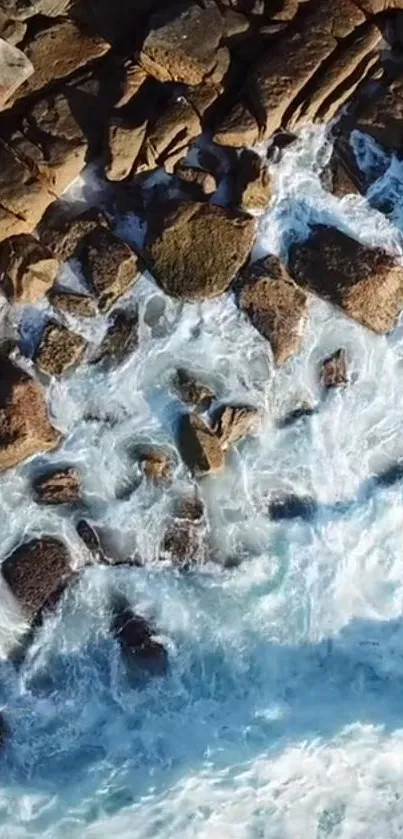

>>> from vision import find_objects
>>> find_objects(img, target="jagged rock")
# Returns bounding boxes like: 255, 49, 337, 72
1, 537, 72, 621
177, 412, 224, 476
239, 255, 308, 364
172, 368, 215, 411
89, 309, 138, 366
210, 404, 260, 448
0, 234, 59, 304
1, 0, 71, 19
146, 202, 257, 301
0, 144, 53, 241
33, 466, 81, 504
320, 348, 349, 388
236, 150, 272, 212
352, 74, 403, 153
0, 37, 33, 108
174, 162, 217, 196
289, 225, 403, 334
110, 592, 168, 678
213, 101, 259, 148
322, 135, 366, 198
0, 356, 61, 472
8, 20, 109, 107
140, 2, 224, 85
139, 448, 173, 483
81, 230, 140, 312
115, 63, 147, 108
47, 288, 97, 317
34, 323, 87, 376
161, 494, 206, 568
0, 12, 26, 45
38, 208, 109, 262
106, 119, 147, 181
139, 97, 201, 173
76, 519, 105, 560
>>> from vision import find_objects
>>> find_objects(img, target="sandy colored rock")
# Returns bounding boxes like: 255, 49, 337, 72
0, 234, 59, 303
140, 448, 173, 483
210, 404, 261, 448
0, 145, 53, 239
174, 163, 217, 196
1, 0, 71, 18
38, 208, 109, 262
33, 466, 81, 504
34, 323, 87, 376
289, 225, 403, 334
0, 10, 26, 43
146, 202, 257, 301
239, 255, 308, 364
320, 348, 349, 388
172, 368, 215, 411
140, 1, 223, 85
106, 119, 147, 181
213, 101, 259, 148
236, 150, 272, 212
1, 537, 72, 621
177, 412, 224, 476
90, 309, 138, 366
353, 75, 403, 154
0, 37, 33, 108
116, 63, 147, 108
81, 230, 140, 312
0, 355, 61, 471
47, 288, 97, 317
140, 98, 201, 173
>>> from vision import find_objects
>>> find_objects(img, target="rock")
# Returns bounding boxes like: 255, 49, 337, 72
89, 309, 138, 367
139, 97, 201, 173
139, 2, 224, 85
47, 288, 97, 317
0, 355, 61, 472
177, 412, 224, 476
8, 20, 109, 107
74, 0, 160, 46
320, 348, 349, 388
210, 404, 260, 448
0, 12, 26, 45
110, 592, 168, 678
1, 537, 72, 621
171, 491, 204, 521
0, 234, 59, 304
213, 101, 259, 148
289, 225, 403, 334
322, 135, 366, 198
236, 150, 272, 212
106, 118, 148, 181
0, 144, 53, 241
174, 162, 217, 196
33, 466, 81, 504
269, 495, 317, 521
172, 368, 215, 411
76, 519, 105, 560
0, 713, 8, 749
81, 230, 140, 312
115, 63, 147, 108
34, 323, 87, 376
140, 448, 173, 483
38, 208, 109, 262
352, 75, 403, 154
146, 202, 257, 301
161, 516, 206, 569
0, 37, 33, 108
277, 402, 318, 428
239, 256, 308, 364
1, 0, 71, 19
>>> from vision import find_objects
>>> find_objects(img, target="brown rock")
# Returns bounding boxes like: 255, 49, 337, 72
33, 466, 81, 504
146, 202, 257, 301
320, 348, 349, 388
236, 150, 272, 212
0, 144, 53, 240
239, 255, 308, 364
2, 0, 71, 19
213, 101, 259, 148
38, 208, 109, 262
222, 8, 250, 38
353, 75, 403, 154
34, 323, 87, 376
1, 537, 72, 621
0, 234, 59, 304
140, 97, 201, 173
210, 404, 261, 448
171, 491, 204, 521
110, 592, 168, 678
81, 230, 140, 312
0, 37, 33, 108
322, 135, 366, 198
140, 2, 223, 85
90, 309, 138, 366
289, 225, 403, 334
140, 448, 173, 483
115, 63, 147, 108
106, 118, 147, 181
0, 355, 61, 472
47, 288, 97, 317
174, 162, 217, 196
0, 11, 27, 44
177, 412, 224, 476
172, 368, 215, 411
161, 517, 206, 569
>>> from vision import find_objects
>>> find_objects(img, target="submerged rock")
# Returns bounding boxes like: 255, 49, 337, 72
76, 519, 106, 561
172, 368, 215, 411
140, 448, 173, 484
34, 323, 87, 376
177, 412, 224, 476
146, 202, 257, 301
0, 355, 61, 472
0, 234, 59, 304
0, 713, 8, 750
110, 592, 168, 679
89, 309, 138, 367
161, 494, 206, 569
33, 467, 81, 505
1, 537, 72, 622
320, 348, 349, 389
269, 495, 317, 521
210, 404, 261, 448
289, 225, 403, 334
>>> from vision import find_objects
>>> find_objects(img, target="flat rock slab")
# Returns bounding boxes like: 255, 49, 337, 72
1, 537, 72, 621
34, 323, 87, 376
289, 225, 403, 334
0, 355, 61, 472
146, 202, 257, 301
0, 37, 33, 108
0, 234, 59, 304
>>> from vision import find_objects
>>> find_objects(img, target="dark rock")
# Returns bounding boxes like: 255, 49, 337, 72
210, 404, 261, 448
320, 348, 349, 388
38, 208, 109, 262
177, 412, 224, 476
171, 491, 204, 521
139, 97, 201, 174
174, 162, 217, 196
172, 368, 215, 411
0, 38, 33, 109
0, 234, 59, 304
0, 713, 8, 750
47, 288, 97, 317
33, 466, 81, 504
1, 0, 71, 19
140, 448, 173, 483
89, 309, 138, 367
236, 150, 272, 212
277, 402, 318, 428
0, 355, 61, 472
81, 229, 140, 313
269, 495, 317, 521
1, 537, 72, 621
76, 519, 106, 560
110, 592, 168, 679
213, 101, 259, 148
34, 323, 87, 376
322, 135, 367, 198
106, 118, 148, 181
161, 495, 206, 568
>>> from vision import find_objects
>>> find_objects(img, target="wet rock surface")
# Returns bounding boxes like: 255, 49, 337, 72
177, 412, 225, 476
110, 592, 168, 678
210, 403, 261, 448
81, 230, 140, 313
34, 323, 87, 376
320, 348, 349, 388
0, 234, 59, 304
172, 369, 215, 411
33, 467, 82, 504
1, 537, 72, 621
89, 309, 139, 367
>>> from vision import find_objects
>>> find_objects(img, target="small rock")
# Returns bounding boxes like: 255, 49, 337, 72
210, 404, 260, 448
177, 412, 224, 476
171, 491, 204, 522
320, 349, 349, 389
161, 494, 206, 568
110, 592, 168, 679
89, 309, 138, 367
38, 208, 109, 262
236, 149, 272, 212
0, 355, 61, 472
0, 37, 33, 108
0, 713, 8, 749
140, 448, 173, 484
33, 467, 81, 505
1, 537, 72, 622
76, 519, 104, 557
106, 119, 147, 182
47, 288, 97, 317
172, 368, 215, 411
0, 234, 59, 304
81, 229, 140, 313
34, 323, 87, 376
174, 162, 217, 197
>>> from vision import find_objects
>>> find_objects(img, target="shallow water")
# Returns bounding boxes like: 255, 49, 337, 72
2, 126, 403, 838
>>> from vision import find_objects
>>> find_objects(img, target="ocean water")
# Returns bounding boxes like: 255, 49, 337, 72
1, 126, 403, 837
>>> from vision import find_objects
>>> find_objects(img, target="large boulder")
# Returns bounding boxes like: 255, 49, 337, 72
177, 412, 224, 476
81, 230, 140, 312
33, 466, 81, 504
0, 356, 61, 472
210, 404, 261, 448
110, 592, 168, 679
239, 255, 308, 364
146, 202, 257, 301
0, 234, 59, 304
0, 37, 33, 109
289, 225, 403, 334
1, 537, 72, 621
34, 323, 87, 376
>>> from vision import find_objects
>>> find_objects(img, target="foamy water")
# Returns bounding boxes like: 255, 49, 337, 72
1, 127, 403, 837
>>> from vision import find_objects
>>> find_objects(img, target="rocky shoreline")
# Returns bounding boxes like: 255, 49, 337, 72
1, 0, 403, 745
